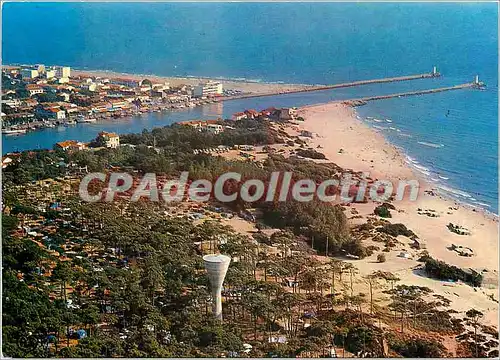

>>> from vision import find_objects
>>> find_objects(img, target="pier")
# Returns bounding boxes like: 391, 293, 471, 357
342, 81, 483, 106
296, 71, 441, 92
222, 69, 442, 101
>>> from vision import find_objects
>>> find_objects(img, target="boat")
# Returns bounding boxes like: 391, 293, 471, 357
2, 129, 27, 135
76, 116, 97, 123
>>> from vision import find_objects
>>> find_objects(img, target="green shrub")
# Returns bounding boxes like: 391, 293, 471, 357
341, 238, 370, 259
344, 326, 384, 357
295, 148, 327, 160
374, 205, 391, 218
382, 202, 396, 210
423, 256, 482, 287
389, 337, 446, 357
377, 223, 416, 238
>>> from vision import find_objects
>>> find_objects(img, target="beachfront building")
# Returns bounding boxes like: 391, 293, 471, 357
179, 120, 224, 134
152, 83, 170, 92
193, 81, 223, 98
139, 79, 153, 88
90, 102, 109, 114
165, 94, 190, 103
35, 104, 66, 120
232, 112, 247, 121
36, 64, 46, 74
51, 108, 66, 120
244, 109, 259, 119
55, 66, 71, 79
109, 100, 130, 110
110, 78, 140, 88
279, 107, 297, 121
44, 108, 66, 120
206, 124, 224, 134
21, 68, 39, 80
97, 131, 120, 148
260, 107, 277, 118
45, 70, 56, 79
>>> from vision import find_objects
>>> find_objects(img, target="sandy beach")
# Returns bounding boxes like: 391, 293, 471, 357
72, 69, 315, 96
294, 103, 499, 327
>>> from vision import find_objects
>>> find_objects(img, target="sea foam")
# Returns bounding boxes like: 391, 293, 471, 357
418, 141, 444, 148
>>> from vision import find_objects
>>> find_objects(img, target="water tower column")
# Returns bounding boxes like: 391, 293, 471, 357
203, 254, 231, 320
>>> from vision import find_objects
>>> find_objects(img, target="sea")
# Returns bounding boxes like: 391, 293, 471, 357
2, 2, 498, 214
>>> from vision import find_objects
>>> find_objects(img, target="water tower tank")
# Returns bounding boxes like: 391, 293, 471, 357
203, 254, 231, 320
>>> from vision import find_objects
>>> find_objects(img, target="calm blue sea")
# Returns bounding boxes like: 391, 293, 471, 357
2, 3, 498, 213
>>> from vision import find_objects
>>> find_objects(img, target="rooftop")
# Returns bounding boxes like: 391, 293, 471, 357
56, 140, 79, 148
98, 131, 119, 138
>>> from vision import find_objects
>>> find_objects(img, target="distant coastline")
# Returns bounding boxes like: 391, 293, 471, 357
302, 103, 499, 220
3, 65, 497, 214
70, 67, 318, 96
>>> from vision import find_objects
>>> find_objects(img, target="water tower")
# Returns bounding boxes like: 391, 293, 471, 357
203, 254, 231, 320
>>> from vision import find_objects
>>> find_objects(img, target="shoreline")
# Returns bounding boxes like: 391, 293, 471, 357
70, 67, 317, 96
300, 102, 498, 220
298, 102, 499, 220
294, 102, 498, 326
74, 67, 315, 86
355, 109, 499, 222
3, 65, 496, 215
362, 118, 499, 221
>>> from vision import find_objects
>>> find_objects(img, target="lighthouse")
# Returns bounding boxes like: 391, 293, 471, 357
203, 254, 231, 320
432, 66, 437, 76
474, 75, 479, 85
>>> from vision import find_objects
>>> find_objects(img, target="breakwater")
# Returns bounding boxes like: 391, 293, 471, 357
342, 82, 482, 106
222, 71, 441, 101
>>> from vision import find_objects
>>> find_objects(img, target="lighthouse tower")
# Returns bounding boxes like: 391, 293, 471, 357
203, 254, 231, 320
432, 66, 437, 76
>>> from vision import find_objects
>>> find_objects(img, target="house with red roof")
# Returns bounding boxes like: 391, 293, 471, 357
232, 112, 247, 121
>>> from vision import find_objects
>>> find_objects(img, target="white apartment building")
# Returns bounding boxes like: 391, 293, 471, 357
21, 68, 39, 79
83, 82, 97, 92
51, 109, 66, 120
98, 131, 120, 148
152, 83, 170, 91
55, 66, 71, 78
193, 81, 223, 98
45, 70, 56, 79
206, 124, 224, 134
36, 64, 46, 74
